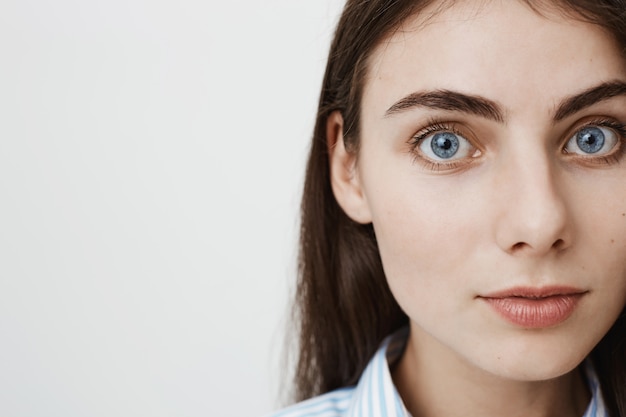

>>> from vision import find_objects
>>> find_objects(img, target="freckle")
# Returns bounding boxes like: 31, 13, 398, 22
611, 239, 615, 243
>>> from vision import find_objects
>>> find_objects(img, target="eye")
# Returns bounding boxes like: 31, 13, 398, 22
564, 125, 619, 156
418, 131, 475, 161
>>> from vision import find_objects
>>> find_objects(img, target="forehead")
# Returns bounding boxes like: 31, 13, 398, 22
362, 0, 626, 121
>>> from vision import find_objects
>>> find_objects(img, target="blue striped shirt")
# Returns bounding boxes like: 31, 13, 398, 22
268, 330, 608, 417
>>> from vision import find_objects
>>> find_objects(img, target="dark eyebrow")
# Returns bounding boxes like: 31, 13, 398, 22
554, 81, 626, 121
384, 89, 505, 122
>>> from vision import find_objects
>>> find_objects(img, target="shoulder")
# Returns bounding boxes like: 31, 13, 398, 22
264, 387, 355, 417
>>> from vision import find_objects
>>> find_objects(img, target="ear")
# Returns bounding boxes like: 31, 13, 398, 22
327, 111, 372, 224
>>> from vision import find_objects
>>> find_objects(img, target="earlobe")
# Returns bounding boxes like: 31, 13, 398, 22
327, 111, 372, 224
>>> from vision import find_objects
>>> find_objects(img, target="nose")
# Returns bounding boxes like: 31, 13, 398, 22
493, 151, 571, 256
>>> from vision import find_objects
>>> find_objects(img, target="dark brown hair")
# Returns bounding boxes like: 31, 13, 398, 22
292, 0, 626, 415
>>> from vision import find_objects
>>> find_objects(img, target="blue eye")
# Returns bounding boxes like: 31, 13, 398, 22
577, 127, 605, 153
430, 132, 459, 158
418, 131, 474, 161
565, 125, 618, 156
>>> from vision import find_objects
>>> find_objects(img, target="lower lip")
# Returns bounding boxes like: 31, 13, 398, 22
482, 294, 583, 328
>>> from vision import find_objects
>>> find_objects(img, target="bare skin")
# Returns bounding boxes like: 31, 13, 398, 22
328, 1, 626, 416
393, 325, 589, 417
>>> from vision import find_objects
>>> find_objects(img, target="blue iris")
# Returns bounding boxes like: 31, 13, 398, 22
430, 132, 460, 159
577, 126, 605, 154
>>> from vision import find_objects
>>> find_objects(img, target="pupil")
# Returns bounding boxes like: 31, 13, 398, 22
431, 132, 459, 159
577, 127, 604, 154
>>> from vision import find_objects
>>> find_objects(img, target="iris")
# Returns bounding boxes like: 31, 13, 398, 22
577, 126, 605, 154
430, 132, 460, 159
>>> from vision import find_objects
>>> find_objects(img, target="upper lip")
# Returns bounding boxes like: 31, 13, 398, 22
480, 285, 587, 299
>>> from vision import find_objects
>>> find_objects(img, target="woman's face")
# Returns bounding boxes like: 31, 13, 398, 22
332, 0, 626, 380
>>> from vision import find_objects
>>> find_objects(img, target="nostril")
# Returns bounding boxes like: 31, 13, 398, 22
510, 239, 565, 253
512, 242, 526, 251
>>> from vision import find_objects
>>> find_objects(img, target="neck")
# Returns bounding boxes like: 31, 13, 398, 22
392, 325, 590, 417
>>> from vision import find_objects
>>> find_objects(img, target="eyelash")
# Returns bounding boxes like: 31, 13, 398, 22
563, 118, 626, 166
408, 118, 626, 171
408, 120, 478, 171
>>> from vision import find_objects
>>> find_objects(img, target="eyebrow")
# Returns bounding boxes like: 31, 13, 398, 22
554, 81, 626, 120
384, 90, 504, 122
384, 81, 626, 122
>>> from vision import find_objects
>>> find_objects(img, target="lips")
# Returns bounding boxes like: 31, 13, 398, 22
480, 286, 586, 328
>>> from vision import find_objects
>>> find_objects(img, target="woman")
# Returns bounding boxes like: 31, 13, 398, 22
272, 0, 626, 416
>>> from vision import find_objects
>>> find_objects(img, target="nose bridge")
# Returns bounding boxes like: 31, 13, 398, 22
494, 142, 570, 255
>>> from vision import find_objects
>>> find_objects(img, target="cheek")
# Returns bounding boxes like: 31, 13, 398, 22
567, 176, 626, 273
366, 175, 486, 312
582, 213, 626, 314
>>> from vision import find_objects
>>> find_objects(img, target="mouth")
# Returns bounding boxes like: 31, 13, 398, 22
479, 286, 587, 329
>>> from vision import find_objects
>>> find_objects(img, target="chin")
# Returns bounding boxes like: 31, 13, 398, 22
490, 359, 583, 382
473, 335, 594, 382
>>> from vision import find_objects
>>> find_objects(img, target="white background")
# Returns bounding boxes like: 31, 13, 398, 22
0, 1, 344, 416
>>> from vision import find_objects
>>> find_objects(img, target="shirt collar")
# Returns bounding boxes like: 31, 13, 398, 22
345, 329, 410, 417
582, 359, 608, 417
346, 328, 608, 417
